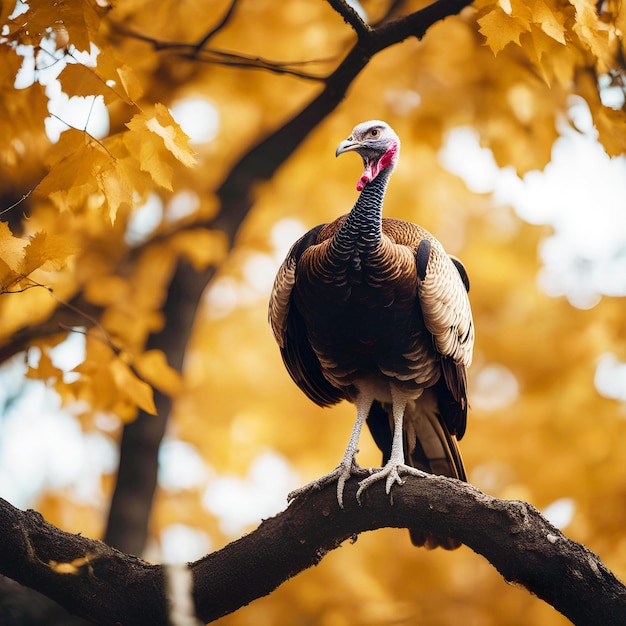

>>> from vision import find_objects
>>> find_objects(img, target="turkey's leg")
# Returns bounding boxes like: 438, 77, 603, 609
356, 388, 425, 503
288, 391, 373, 508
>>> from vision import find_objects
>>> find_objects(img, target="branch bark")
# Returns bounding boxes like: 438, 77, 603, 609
1, 473, 624, 625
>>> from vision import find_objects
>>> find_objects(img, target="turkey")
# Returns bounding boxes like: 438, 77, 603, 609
269, 120, 473, 549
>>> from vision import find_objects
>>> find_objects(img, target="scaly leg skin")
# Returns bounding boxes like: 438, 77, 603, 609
356, 388, 425, 504
288, 390, 373, 508
287, 455, 362, 508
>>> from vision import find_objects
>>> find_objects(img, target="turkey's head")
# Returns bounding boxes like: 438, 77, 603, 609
336, 120, 400, 191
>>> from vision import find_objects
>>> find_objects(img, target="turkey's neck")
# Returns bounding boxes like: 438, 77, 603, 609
334, 168, 391, 254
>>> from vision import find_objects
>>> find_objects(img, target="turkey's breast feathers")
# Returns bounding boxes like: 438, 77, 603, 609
269, 214, 473, 437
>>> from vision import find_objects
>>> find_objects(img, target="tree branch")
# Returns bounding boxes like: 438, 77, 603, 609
193, 0, 240, 50
326, 0, 372, 41
1, 473, 624, 625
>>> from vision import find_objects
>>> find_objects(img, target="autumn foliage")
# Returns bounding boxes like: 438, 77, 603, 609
1, 0, 626, 624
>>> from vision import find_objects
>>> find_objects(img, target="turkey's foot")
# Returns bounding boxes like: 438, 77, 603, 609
356, 462, 426, 504
288, 457, 363, 508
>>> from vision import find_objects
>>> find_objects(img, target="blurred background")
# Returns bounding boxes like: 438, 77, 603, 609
1, 0, 626, 624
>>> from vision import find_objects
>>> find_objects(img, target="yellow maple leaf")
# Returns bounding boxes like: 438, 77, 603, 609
146, 103, 197, 168
22, 232, 77, 274
123, 120, 174, 191
593, 105, 626, 156
531, 0, 567, 45
96, 158, 135, 223
109, 358, 157, 416
0, 222, 29, 292
168, 228, 229, 270
125, 104, 196, 189
26, 349, 64, 383
135, 349, 183, 397
0, 222, 26, 273
477, 5, 531, 54
84, 275, 131, 307
55, 0, 100, 53
40, 130, 135, 221
117, 64, 144, 103
58, 63, 115, 104
570, 0, 612, 65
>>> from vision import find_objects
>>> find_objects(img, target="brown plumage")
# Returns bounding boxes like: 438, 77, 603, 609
269, 120, 474, 549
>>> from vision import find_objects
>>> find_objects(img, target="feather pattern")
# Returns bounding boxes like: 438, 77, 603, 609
269, 120, 474, 549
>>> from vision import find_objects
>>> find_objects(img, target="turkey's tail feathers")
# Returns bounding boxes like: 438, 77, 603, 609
404, 390, 465, 549
366, 389, 466, 550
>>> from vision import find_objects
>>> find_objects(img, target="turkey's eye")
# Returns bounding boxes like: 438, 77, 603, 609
370, 129, 379, 137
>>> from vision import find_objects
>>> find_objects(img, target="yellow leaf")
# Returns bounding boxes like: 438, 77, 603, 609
593, 106, 626, 157
125, 104, 196, 187
12, 0, 98, 51
168, 228, 229, 270
571, 0, 611, 63
0, 45, 24, 87
40, 131, 133, 221
55, 0, 99, 52
532, 0, 566, 45
117, 64, 144, 102
110, 358, 157, 415
135, 349, 183, 396
123, 119, 174, 190
26, 349, 64, 382
58, 63, 114, 103
9, 3, 61, 46
0, 222, 26, 273
97, 159, 135, 223
22, 232, 77, 274
84, 275, 131, 307
146, 104, 197, 168
477, 6, 530, 54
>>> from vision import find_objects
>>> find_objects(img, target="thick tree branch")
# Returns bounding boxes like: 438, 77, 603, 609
1, 474, 624, 625
326, 0, 372, 41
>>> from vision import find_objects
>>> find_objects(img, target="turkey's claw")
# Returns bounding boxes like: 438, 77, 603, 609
288, 457, 362, 508
356, 462, 426, 504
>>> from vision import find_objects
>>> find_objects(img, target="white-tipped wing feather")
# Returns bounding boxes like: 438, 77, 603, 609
417, 238, 473, 367
269, 253, 297, 348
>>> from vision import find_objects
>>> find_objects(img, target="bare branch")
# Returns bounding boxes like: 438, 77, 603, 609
194, 0, 240, 50
108, 26, 330, 80
186, 48, 330, 80
381, 0, 475, 41
326, 0, 372, 40
1, 474, 625, 625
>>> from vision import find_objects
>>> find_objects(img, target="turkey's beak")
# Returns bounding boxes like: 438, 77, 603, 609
336, 138, 360, 157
